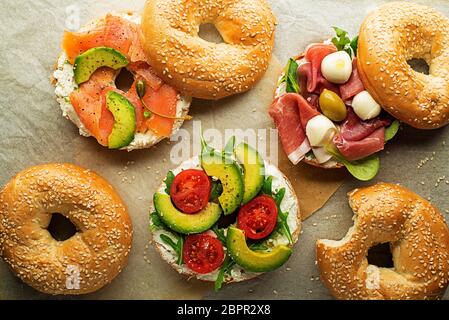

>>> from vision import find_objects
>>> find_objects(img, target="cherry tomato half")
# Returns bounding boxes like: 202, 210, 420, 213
237, 195, 278, 240
183, 234, 225, 274
170, 169, 211, 214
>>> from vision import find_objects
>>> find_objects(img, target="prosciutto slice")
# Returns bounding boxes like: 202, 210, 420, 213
303, 43, 337, 93
334, 127, 386, 161
298, 62, 339, 97
269, 93, 320, 164
339, 58, 365, 102
340, 108, 391, 141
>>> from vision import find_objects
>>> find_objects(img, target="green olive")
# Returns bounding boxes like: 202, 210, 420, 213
319, 89, 347, 122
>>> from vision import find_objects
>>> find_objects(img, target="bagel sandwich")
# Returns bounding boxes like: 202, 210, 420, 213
270, 34, 399, 181
149, 139, 300, 289
52, 12, 191, 151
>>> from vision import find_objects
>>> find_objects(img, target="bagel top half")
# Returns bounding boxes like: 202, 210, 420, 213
358, 2, 449, 129
141, 0, 276, 100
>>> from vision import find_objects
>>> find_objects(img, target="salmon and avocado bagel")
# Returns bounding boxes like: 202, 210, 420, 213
52, 12, 191, 151
150, 138, 301, 290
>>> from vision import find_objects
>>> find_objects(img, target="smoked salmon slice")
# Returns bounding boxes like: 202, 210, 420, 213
70, 68, 115, 146
128, 62, 163, 91
64, 14, 182, 145
62, 15, 137, 64
143, 84, 178, 137
304, 43, 337, 93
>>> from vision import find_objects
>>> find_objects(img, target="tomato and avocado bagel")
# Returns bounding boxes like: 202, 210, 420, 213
150, 140, 301, 289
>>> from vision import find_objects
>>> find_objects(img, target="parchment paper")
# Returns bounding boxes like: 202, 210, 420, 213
0, 0, 448, 300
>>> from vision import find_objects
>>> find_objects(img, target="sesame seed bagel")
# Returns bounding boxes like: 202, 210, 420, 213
150, 157, 300, 284
357, 2, 449, 129
141, 0, 276, 100
0, 163, 133, 295
52, 13, 192, 151
316, 182, 449, 300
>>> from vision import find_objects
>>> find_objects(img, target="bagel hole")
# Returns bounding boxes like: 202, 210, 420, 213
48, 213, 77, 241
367, 243, 394, 268
115, 68, 135, 92
198, 23, 224, 44
407, 58, 429, 75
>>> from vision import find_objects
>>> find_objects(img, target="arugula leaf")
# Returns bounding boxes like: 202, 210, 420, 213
215, 255, 235, 291
261, 175, 273, 195
282, 58, 300, 93
164, 171, 175, 194
160, 233, 184, 265
200, 130, 215, 156
261, 176, 292, 243
325, 144, 380, 181
272, 187, 286, 207
149, 211, 163, 230
331, 27, 358, 57
350, 35, 359, 57
249, 242, 269, 251
212, 224, 227, 245
385, 120, 400, 142
210, 180, 223, 202
332, 27, 351, 50
276, 210, 292, 244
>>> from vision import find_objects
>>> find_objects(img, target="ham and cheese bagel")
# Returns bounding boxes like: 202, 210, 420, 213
141, 0, 276, 100
317, 183, 449, 300
358, 2, 449, 129
0, 163, 133, 295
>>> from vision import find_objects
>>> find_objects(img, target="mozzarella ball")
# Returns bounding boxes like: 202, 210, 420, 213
321, 51, 352, 84
306, 115, 337, 147
312, 146, 333, 164
351, 90, 381, 120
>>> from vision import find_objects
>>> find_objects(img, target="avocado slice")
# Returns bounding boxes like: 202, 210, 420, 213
106, 91, 136, 149
154, 193, 222, 234
73, 47, 128, 84
234, 143, 265, 204
226, 226, 292, 272
201, 152, 244, 215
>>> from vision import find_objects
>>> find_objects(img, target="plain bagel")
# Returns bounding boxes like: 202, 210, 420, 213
316, 182, 449, 300
141, 0, 276, 100
358, 2, 449, 129
0, 163, 133, 295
